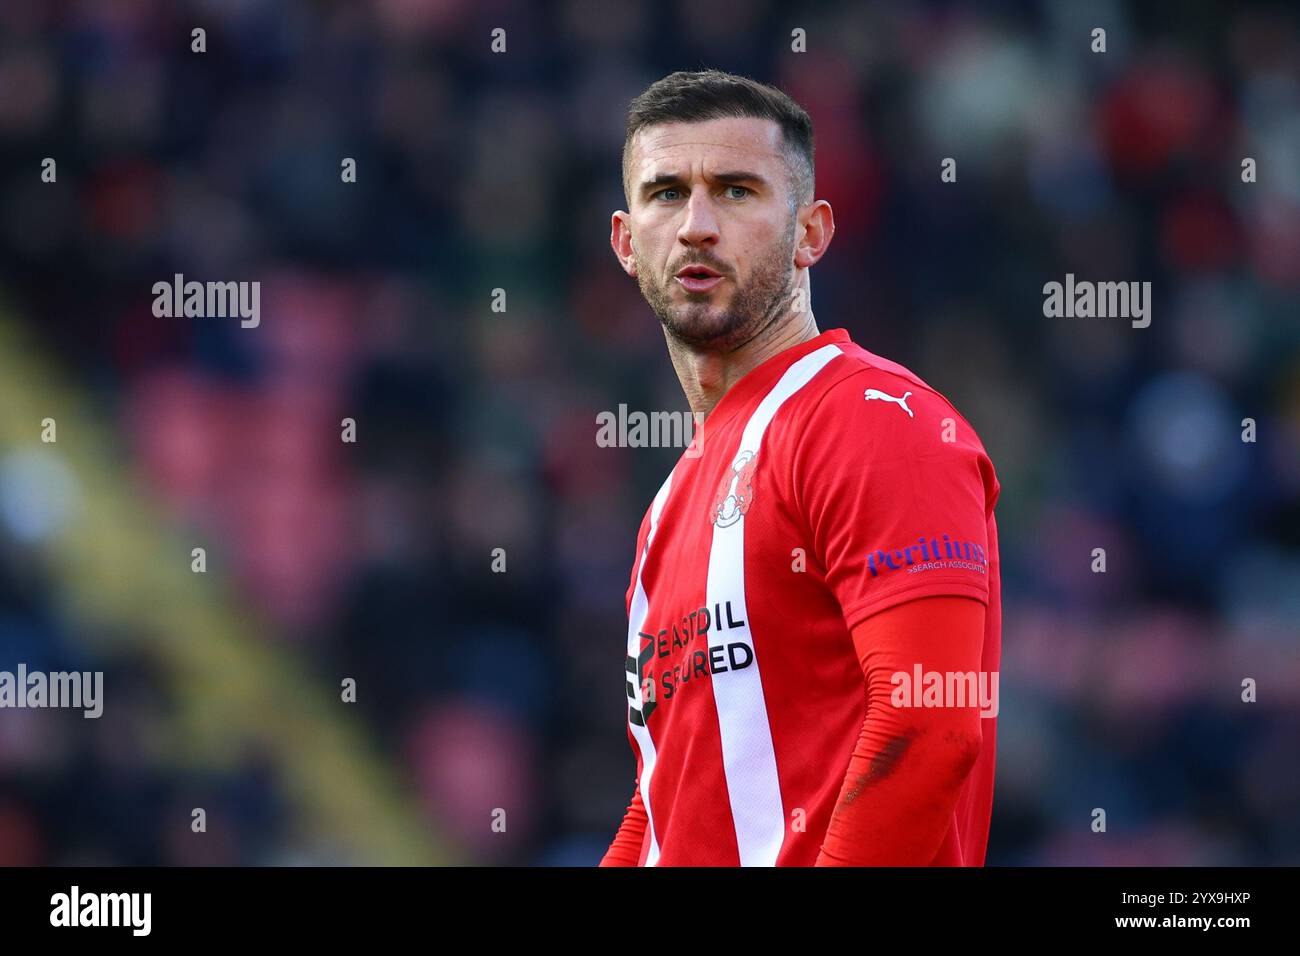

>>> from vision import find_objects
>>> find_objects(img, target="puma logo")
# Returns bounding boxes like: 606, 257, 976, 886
863, 388, 913, 418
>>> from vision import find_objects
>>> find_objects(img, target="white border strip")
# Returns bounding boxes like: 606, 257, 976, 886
706, 343, 844, 866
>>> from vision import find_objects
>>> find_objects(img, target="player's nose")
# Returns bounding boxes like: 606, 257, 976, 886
676, 190, 720, 246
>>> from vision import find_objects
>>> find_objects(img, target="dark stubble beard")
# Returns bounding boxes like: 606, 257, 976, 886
636, 213, 798, 353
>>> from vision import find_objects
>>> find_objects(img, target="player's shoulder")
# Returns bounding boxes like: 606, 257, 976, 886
775, 333, 1000, 511
793, 339, 984, 447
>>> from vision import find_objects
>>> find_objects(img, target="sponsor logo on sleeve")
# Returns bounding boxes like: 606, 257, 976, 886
867, 533, 988, 577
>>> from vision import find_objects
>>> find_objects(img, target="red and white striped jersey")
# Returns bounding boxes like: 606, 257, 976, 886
622, 327, 1002, 865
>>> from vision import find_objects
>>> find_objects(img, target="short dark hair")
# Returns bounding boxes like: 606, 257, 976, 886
623, 69, 815, 210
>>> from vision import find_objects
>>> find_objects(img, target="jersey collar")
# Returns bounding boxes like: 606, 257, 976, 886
698, 327, 851, 435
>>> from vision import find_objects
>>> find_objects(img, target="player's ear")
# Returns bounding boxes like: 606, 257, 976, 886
794, 200, 834, 270
611, 211, 637, 277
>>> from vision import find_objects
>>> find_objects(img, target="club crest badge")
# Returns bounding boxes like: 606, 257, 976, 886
711, 450, 757, 528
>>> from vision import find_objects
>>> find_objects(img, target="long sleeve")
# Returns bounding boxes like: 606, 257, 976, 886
599, 780, 648, 866
816, 595, 986, 866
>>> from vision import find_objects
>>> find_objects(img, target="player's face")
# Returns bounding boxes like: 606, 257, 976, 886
618, 117, 800, 350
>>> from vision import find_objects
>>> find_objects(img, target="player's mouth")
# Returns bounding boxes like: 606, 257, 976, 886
675, 265, 726, 294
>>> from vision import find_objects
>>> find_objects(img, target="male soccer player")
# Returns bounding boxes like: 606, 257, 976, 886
601, 70, 1002, 866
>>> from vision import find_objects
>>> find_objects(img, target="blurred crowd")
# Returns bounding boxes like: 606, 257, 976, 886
0, 0, 1298, 865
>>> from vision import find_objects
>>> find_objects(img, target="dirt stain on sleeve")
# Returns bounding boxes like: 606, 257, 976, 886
841, 730, 915, 807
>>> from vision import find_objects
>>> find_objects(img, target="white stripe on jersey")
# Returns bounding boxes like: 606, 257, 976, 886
627, 469, 675, 867
706, 343, 844, 866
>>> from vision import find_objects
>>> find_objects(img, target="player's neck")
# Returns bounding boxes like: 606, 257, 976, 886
666, 311, 820, 421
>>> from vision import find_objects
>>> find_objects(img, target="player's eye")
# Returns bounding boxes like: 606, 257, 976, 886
724, 185, 750, 200
654, 188, 683, 202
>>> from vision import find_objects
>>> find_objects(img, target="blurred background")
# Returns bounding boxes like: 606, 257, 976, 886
0, 0, 1298, 866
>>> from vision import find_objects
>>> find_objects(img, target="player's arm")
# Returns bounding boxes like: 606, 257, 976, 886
815, 595, 985, 866
599, 781, 648, 866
